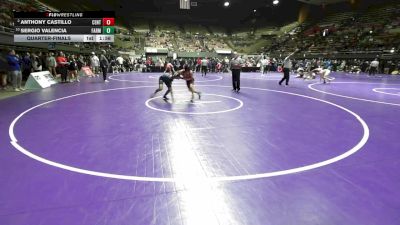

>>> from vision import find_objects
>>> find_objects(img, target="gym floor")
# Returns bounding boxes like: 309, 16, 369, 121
1, 72, 399, 224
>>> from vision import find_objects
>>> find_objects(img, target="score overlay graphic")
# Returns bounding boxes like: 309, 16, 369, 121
14, 12, 115, 42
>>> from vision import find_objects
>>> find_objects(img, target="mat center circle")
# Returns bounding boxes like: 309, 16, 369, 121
145, 93, 243, 115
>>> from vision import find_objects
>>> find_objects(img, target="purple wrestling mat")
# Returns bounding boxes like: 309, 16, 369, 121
0, 71, 399, 224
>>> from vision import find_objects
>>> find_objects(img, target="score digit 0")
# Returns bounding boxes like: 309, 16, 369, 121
103, 26, 115, 34
102, 18, 115, 26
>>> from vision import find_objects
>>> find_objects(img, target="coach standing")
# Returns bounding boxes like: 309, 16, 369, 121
230, 53, 242, 93
100, 50, 110, 82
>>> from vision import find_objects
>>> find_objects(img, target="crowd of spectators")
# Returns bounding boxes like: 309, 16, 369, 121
128, 56, 232, 73
0, 48, 145, 91
142, 29, 230, 53
2, 50, 400, 93
268, 3, 400, 56
175, 32, 206, 52
122, 54, 400, 75
204, 35, 229, 51
257, 56, 400, 75
145, 31, 175, 49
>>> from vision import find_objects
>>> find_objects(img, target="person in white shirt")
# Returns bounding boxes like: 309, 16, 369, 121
369, 59, 379, 76
201, 58, 208, 77
158, 58, 164, 71
260, 56, 270, 75
265, 58, 270, 74
224, 57, 229, 72
90, 52, 100, 77
260, 57, 267, 75
46, 52, 57, 76
116, 55, 124, 73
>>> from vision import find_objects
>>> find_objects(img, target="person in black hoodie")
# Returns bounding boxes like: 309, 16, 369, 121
68, 55, 79, 82
21, 52, 32, 80
77, 55, 85, 71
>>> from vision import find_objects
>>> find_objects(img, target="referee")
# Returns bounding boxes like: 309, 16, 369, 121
230, 53, 242, 92
279, 50, 297, 86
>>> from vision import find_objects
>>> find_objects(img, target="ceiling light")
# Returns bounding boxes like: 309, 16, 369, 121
224, 1, 230, 7
273, 0, 279, 5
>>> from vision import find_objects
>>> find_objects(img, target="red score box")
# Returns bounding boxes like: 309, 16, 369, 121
102, 18, 115, 26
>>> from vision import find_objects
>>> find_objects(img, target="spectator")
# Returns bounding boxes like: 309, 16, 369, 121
41, 52, 48, 71
90, 52, 100, 76
21, 52, 32, 80
46, 52, 57, 76
6, 49, 23, 91
369, 58, 379, 76
0, 49, 9, 90
31, 52, 42, 72
77, 55, 85, 71
201, 57, 208, 77
68, 55, 79, 82
56, 52, 68, 83
116, 55, 124, 72
99, 50, 110, 82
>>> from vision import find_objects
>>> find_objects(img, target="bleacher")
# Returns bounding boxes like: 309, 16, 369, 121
317, 11, 356, 27
255, 27, 279, 36
208, 26, 227, 35
0, 0, 398, 58
183, 24, 209, 34
133, 21, 150, 33
144, 31, 175, 50
0, 0, 37, 29
358, 4, 398, 24
279, 22, 301, 34
155, 22, 180, 32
